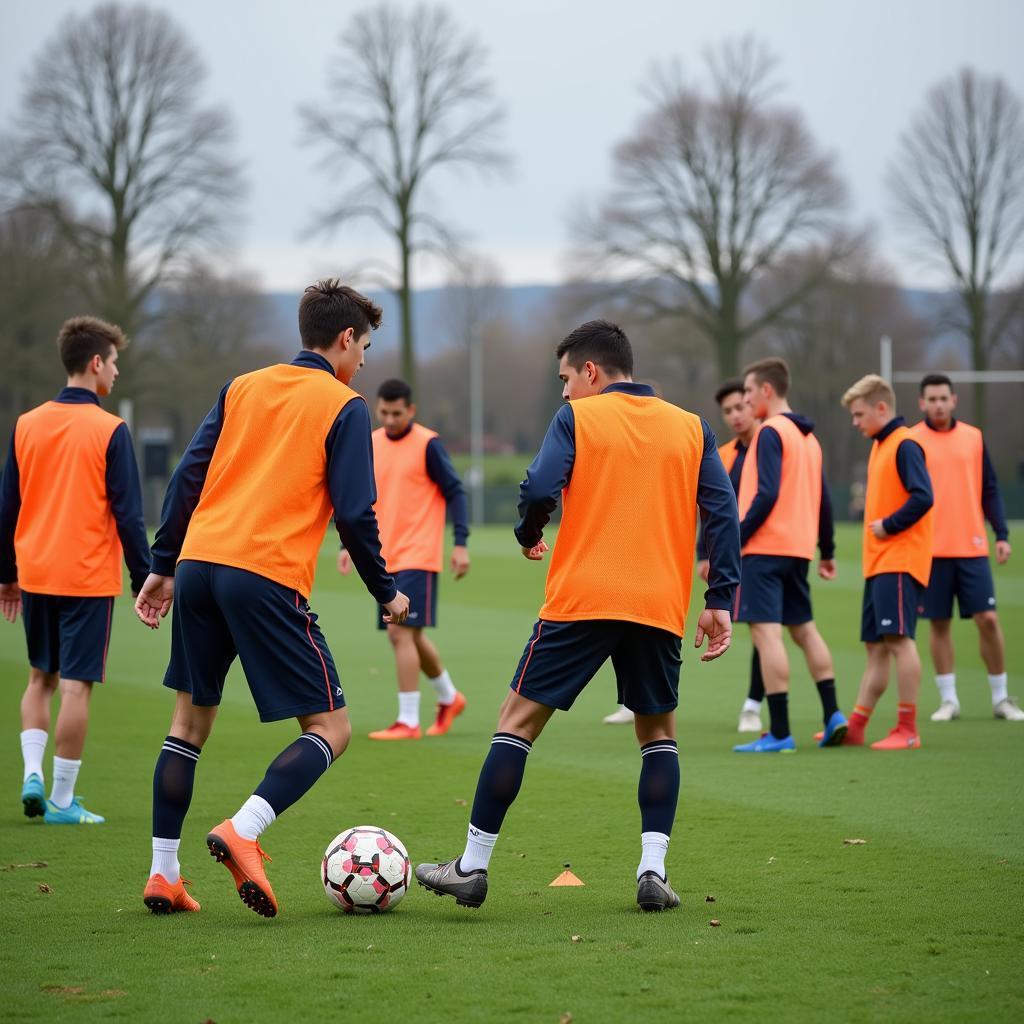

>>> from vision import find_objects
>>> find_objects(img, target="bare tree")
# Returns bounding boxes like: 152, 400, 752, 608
572, 37, 852, 377
1, 3, 241, 340
301, 3, 508, 392
889, 68, 1024, 428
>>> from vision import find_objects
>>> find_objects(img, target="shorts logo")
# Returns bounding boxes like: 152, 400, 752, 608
881, 618, 893, 627
335, 687, 343, 697
408, 612, 419, 620
988, 597, 995, 605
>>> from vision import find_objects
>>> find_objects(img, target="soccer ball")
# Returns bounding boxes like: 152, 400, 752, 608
321, 825, 411, 913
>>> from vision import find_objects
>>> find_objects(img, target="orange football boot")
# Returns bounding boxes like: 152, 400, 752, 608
206, 819, 278, 917
143, 873, 201, 914
368, 722, 422, 741
870, 727, 921, 751
427, 692, 467, 737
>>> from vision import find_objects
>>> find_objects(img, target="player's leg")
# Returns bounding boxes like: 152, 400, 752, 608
847, 577, 893, 745
417, 620, 606, 907
869, 573, 923, 750
415, 627, 467, 737
737, 650, 764, 732
49, 678, 93, 808
921, 557, 959, 719
369, 624, 423, 739
19, 668, 57, 816
788, 620, 847, 745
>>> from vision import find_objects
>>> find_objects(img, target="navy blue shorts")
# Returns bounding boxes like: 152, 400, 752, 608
509, 619, 682, 715
20, 592, 114, 682
919, 557, 996, 620
734, 555, 813, 625
378, 569, 438, 630
164, 561, 344, 723
861, 573, 923, 643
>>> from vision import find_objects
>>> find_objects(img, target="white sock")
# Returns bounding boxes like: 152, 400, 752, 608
50, 756, 81, 809
989, 673, 1009, 705
935, 673, 958, 705
460, 823, 498, 873
428, 669, 458, 704
637, 831, 670, 881
397, 691, 421, 728
151, 838, 181, 883
231, 794, 276, 841
20, 729, 47, 783
742, 698, 762, 715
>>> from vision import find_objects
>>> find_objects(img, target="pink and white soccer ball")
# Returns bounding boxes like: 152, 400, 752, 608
322, 825, 411, 913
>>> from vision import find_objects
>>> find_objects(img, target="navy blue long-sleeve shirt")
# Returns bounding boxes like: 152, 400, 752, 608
922, 418, 1009, 541
514, 382, 740, 611
874, 417, 933, 535
737, 413, 836, 559
151, 352, 396, 604
696, 439, 748, 560
0, 388, 150, 591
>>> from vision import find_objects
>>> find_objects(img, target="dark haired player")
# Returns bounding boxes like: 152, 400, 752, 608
416, 319, 739, 912
135, 280, 408, 916
910, 374, 1020, 721
1, 316, 149, 824
339, 377, 470, 740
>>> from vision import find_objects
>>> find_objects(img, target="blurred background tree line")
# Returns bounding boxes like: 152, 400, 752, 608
2, 3, 1022, 518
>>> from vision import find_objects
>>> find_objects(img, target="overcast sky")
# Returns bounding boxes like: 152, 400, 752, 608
3, 0, 1023, 291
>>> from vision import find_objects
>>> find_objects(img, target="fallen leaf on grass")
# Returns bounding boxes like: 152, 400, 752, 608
843, 838, 867, 846
705, 895, 716, 903
709, 919, 721, 927
6, 861, 48, 871
997, 858, 1008, 864
560, 1014, 573, 1024
42, 986, 84, 995
38, 883, 53, 893
454, 799, 468, 807
570, 934, 582, 943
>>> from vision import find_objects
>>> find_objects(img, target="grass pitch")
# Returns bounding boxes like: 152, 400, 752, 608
2, 524, 1022, 1023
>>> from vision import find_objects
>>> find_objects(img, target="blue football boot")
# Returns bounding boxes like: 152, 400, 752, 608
21, 774, 46, 818
818, 710, 849, 748
734, 733, 796, 753
44, 796, 105, 824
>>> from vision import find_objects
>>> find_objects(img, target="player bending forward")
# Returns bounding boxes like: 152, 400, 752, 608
136, 281, 408, 917
416, 320, 740, 912
842, 375, 933, 749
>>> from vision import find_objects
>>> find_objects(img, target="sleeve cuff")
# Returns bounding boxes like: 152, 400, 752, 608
150, 555, 177, 577
453, 531, 469, 546
704, 593, 734, 611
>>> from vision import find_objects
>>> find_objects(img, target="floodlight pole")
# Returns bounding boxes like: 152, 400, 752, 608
879, 336, 893, 383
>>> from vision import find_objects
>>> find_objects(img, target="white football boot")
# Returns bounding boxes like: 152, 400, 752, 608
603, 706, 635, 724
930, 701, 961, 722
993, 697, 1024, 721
738, 709, 763, 732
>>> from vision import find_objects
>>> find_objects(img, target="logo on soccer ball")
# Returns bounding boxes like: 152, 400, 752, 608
321, 825, 411, 914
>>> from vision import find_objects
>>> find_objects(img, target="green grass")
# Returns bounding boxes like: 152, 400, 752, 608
1, 524, 1022, 1023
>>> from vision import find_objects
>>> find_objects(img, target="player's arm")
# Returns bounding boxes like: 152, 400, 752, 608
695, 420, 739, 660
105, 423, 151, 595
514, 404, 575, 557
817, 468, 836, 578
326, 397, 399, 607
149, 382, 230, 577
981, 440, 1011, 562
878, 439, 934, 537
0, 430, 21, 621
738, 426, 781, 547
425, 436, 471, 579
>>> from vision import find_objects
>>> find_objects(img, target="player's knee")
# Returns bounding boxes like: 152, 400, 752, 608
315, 716, 351, 759
974, 611, 999, 634
59, 678, 93, 701
28, 668, 58, 692
386, 624, 414, 649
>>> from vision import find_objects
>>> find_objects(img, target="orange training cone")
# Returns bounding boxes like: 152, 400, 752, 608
549, 870, 585, 887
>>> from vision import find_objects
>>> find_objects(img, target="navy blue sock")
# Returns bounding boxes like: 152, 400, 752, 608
468, 733, 532, 834
767, 692, 790, 739
816, 679, 839, 723
254, 733, 335, 816
638, 739, 679, 834
152, 736, 201, 839
748, 650, 765, 703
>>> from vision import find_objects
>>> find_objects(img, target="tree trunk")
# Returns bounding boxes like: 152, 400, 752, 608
399, 233, 415, 392
716, 284, 742, 378
967, 289, 988, 430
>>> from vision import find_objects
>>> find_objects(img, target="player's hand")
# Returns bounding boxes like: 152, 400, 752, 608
696, 559, 710, 582
869, 519, 888, 539
337, 549, 352, 575
0, 581, 21, 623
451, 545, 470, 580
818, 559, 836, 580
521, 540, 549, 561
382, 591, 410, 625
135, 573, 175, 629
996, 540, 1011, 565
694, 607, 732, 662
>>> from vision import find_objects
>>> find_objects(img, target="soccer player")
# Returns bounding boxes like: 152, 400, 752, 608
135, 281, 408, 916
339, 378, 469, 740
732, 358, 846, 753
910, 374, 1021, 721
415, 320, 739, 912
0, 317, 149, 825
842, 374, 933, 749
